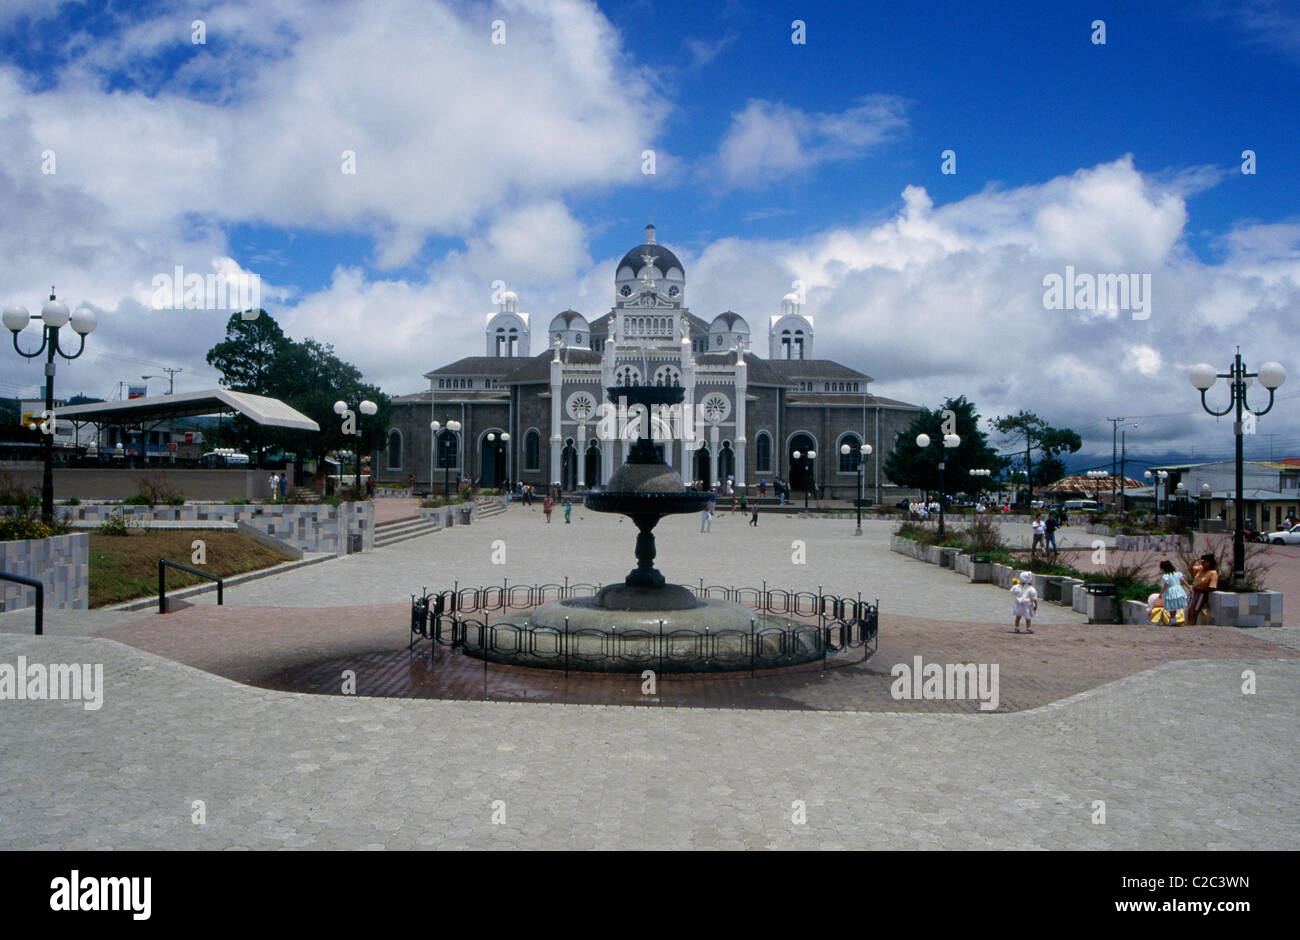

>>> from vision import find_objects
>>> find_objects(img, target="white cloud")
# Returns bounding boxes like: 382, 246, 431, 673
715, 95, 907, 188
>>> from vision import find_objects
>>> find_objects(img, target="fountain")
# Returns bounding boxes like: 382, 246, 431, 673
521, 383, 789, 649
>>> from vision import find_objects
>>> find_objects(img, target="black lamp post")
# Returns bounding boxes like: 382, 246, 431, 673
334, 398, 377, 497
485, 430, 510, 491
792, 448, 816, 515
841, 442, 872, 536
1190, 351, 1286, 585
4, 291, 98, 525
430, 418, 462, 497
917, 431, 960, 537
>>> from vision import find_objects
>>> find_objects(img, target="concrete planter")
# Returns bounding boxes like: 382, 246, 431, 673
0, 533, 89, 612
1041, 576, 1065, 602
69, 502, 374, 555
1121, 599, 1149, 624
1057, 578, 1085, 607
1205, 590, 1283, 627
938, 548, 961, 568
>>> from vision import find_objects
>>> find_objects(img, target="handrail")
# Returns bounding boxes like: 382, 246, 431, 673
158, 558, 224, 613
0, 571, 43, 635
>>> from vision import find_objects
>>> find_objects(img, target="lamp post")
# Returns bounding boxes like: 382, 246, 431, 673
1199, 482, 1212, 524
334, 398, 377, 497
917, 432, 960, 537
1190, 352, 1286, 584
4, 291, 98, 524
969, 467, 991, 509
142, 368, 181, 463
486, 431, 510, 491
430, 419, 462, 497
1087, 469, 1109, 506
841, 442, 872, 536
1144, 469, 1168, 512
792, 449, 816, 515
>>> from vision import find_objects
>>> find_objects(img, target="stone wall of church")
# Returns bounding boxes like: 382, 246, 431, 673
515, 384, 551, 484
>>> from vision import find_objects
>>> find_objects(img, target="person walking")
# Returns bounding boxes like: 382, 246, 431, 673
750, 503, 759, 526
738, 492, 747, 516
1158, 559, 1190, 625
543, 495, 554, 523
280, 474, 289, 500
700, 500, 713, 532
759, 480, 767, 498
1044, 514, 1059, 553
268, 471, 279, 500
563, 499, 572, 524
1032, 514, 1045, 552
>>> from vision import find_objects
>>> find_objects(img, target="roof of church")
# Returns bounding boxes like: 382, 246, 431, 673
424, 356, 525, 378
617, 242, 684, 277
695, 350, 789, 386
500, 348, 602, 384
767, 359, 872, 381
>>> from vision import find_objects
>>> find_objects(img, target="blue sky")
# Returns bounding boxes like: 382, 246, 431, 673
0, 0, 1297, 463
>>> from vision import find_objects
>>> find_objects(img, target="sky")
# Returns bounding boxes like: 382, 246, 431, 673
0, 0, 1297, 470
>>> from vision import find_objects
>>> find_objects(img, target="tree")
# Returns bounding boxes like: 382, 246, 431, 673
1032, 455, 1066, 487
883, 396, 1005, 497
204, 312, 390, 468
991, 410, 1082, 499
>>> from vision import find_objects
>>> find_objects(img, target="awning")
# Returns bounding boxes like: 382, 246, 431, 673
52, 388, 321, 432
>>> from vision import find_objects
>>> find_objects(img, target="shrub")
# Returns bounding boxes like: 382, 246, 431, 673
62, 497, 81, 506
0, 472, 40, 512
98, 510, 131, 537
1176, 534, 1272, 592
127, 471, 183, 508
0, 516, 53, 541
962, 516, 1004, 553
229, 497, 249, 505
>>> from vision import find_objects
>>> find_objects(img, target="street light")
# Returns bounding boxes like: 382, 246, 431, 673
1144, 469, 1169, 512
430, 419, 462, 496
841, 442, 872, 535
792, 449, 816, 515
917, 432, 960, 536
1190, 350, 1286, 584
142, 370, 182, 464
5, 290, 97, 524
334, 398, 377, 497
486, 431, 510, 491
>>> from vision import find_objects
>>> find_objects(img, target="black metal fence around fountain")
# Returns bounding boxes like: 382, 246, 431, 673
409, 579, 879, 673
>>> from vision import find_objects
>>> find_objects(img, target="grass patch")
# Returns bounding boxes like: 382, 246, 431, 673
89, 529, 294, 608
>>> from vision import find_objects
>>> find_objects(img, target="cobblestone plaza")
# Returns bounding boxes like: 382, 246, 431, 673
2, 507, 1296, 850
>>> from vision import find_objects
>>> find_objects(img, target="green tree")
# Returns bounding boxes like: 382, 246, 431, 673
883, 396, 1005, 496
204, 312, 390, 468
1032, 455, 1067, 487
991, 411, 1082, 499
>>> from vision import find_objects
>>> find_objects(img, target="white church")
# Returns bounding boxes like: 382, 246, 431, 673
380, 224, 920, 498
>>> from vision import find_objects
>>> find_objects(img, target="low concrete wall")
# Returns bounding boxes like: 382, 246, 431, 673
1114, 533, 1192, 552
0, 533, 89, 612
1206, 590, 1283, 627
70, 502, 373, 555
0, 467, 290, 502
236, 522, 303, 560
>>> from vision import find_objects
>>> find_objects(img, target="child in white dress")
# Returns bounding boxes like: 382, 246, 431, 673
1011, 570, 1038, 633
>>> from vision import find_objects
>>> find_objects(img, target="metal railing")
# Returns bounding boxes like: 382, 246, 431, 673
1, 571, 44, 635
158, 558, 224, 613
409, 579, 879, 673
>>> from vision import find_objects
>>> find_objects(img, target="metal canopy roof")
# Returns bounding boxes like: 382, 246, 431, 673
52, 389, 321, 432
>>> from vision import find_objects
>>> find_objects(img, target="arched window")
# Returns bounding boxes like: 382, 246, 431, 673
615, 365, 643, 386
386, 429, 403, 471
653, 365, 681, 387
436, 429, 458, 469
838, 433, 862, 473
755, 432, 772, 473
524, 429, 541, 471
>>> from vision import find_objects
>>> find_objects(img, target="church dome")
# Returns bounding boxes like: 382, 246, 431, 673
549, 309, 589, 332
709, 311, 749, 333
616, 224, 684, 279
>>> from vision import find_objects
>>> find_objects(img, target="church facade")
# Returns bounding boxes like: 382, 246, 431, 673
378, 225, 921, 498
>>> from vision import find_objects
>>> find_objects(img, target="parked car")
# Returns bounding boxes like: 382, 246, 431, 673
1266, 523, 1300, 545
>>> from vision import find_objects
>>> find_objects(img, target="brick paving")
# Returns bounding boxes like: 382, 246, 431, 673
95, 603, 1296, 713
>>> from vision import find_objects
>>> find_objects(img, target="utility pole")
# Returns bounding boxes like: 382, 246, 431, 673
142, 368, 183, 463
1106, 416, 1123, 510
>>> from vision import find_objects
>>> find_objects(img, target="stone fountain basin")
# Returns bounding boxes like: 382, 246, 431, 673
585, 491, 711, 515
